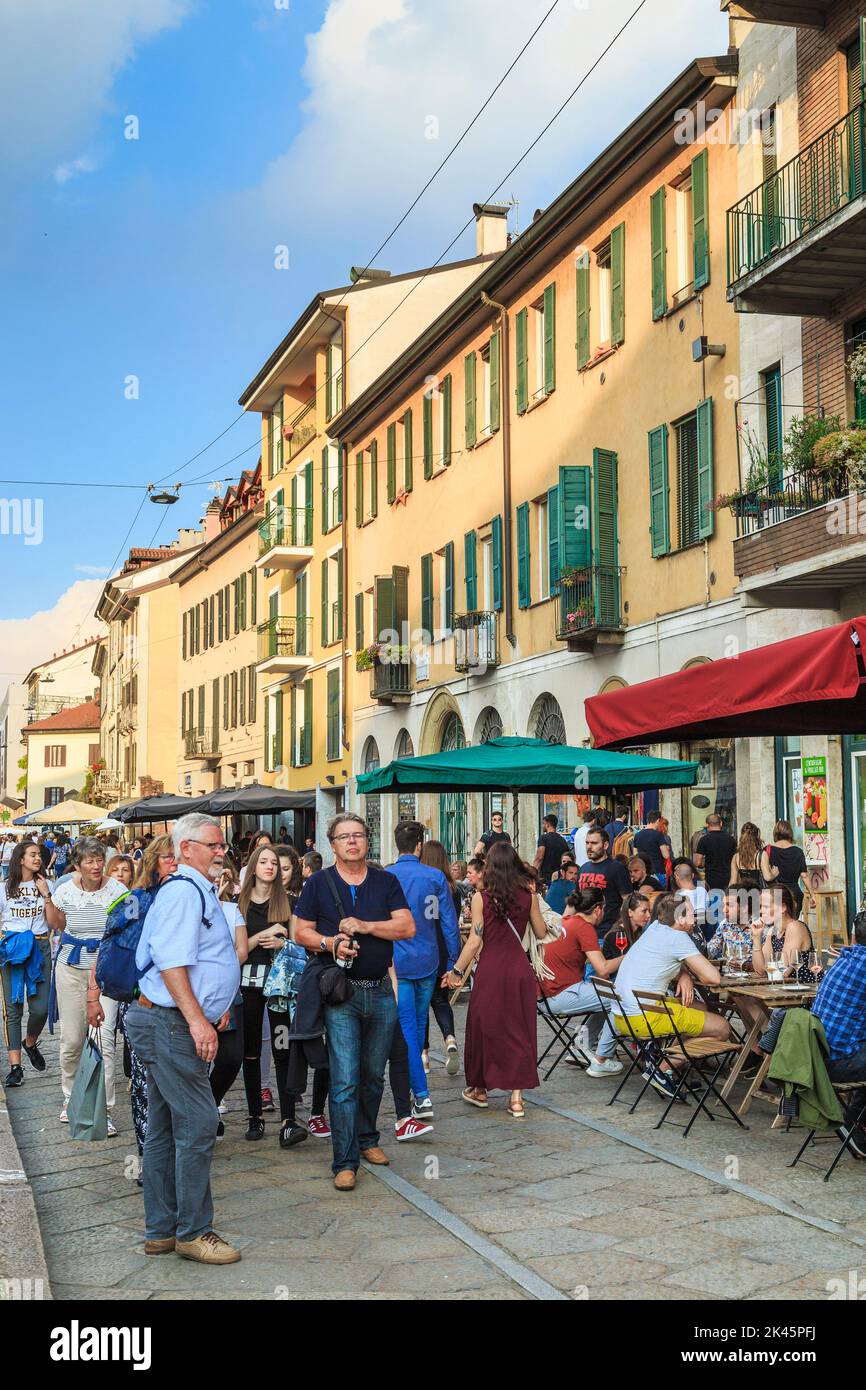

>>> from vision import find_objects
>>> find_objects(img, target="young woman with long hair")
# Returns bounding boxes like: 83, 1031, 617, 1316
419, 839, 461, 1075
731, 822, 763, 890
442, 841, 549, 1119
275, 845, 330, 1142
602, 890, 652, 960
760, 821, 810, 918
0, 841, 53, 1087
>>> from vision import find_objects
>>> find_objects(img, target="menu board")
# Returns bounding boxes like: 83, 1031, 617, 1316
801, 755, 828, 864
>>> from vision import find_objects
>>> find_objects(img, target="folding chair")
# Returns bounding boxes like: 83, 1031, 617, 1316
590, 977, 661, 1114
789, 1082, 866, 1182
535, 993, 594, 1080
632, 990, 748, 1138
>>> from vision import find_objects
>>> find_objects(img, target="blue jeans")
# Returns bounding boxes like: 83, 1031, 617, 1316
325, 978, 398, 1174
124, 1001, 219, 1242
397, 973, 437, 1102
545, 979, 618, 1058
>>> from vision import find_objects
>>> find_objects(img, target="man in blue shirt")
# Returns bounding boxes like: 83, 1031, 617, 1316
387, 822, 460, 1122
812, 913, 866, 1152
293, 813, 414, 1191
124, 813, 241, 1266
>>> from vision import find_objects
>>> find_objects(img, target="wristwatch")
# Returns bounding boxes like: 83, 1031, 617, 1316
452, 965, 464, 979
319, 935, 331, 953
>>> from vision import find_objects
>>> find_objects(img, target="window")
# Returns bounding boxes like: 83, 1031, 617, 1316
517, 502, 530, 608
45, 787, 64, 807
534, 496, 550, 601
321, 549, 343, 646
326, 327, 343, 421
671, 150, 709, 299
465, 351, 477, 447
292, 679, 312, 767
248, 664, 256, 724
290, 462, 313, 545
265, 689, 283, 771
675, 399, 714, 549
402, 409, 413, 493
326, 667, 341, 761
421, 553, 434, 639
763, 364, 783, 479
480, 533, 493, 611
320, 443, 341, 534
438, 543, 454, 634
650, 187, 667, 321
239, 668, 246, 727
270, 399, 283, 479
424, 374, 453, 476
45, 745, 66, 768
197, 684, 205, 734
673, 176, 694, 304
479, 343, 492, 439
87, 743, 100, 766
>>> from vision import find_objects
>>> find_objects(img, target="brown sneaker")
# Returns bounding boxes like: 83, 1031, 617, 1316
333, 1169, 356, 1191
361, 1146, 389, 1165
144, 1237, 176, 1256
175, 1231, 241, 1265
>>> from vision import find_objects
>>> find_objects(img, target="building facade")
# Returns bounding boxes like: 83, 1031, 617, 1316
23, 699, 101, 813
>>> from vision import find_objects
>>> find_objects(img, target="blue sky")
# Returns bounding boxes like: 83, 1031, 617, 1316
0, 0, 728, 685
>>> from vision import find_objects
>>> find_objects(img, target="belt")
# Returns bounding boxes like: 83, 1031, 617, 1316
349, 977, 384, 989
137, 995, 178, 1011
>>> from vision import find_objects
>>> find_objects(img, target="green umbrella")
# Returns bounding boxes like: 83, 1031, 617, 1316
356, 736, 698, 848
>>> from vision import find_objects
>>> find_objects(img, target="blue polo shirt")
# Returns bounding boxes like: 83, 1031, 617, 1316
387, 854, 461, 980
294, 864, 409, 982
135, 865, 240, 1022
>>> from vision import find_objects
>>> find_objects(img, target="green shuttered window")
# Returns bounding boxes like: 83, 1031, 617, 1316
423, 391, 433, 478
421, 553, 433, 638
465, 352, 476, 448
610, 223, 625, 347
326, 669, 340, 761
648, 425, 670, 557
517, 502, 530, 608
650, 187, 667, 321
386, 422, 397, 503
692, 148, 709, 290
491, 515, 503, 612
543, 284, 556, 394
575, 253, 590, 369
403, 408, 413, 492
464, 530, 477, 610
516, 308, 528, 413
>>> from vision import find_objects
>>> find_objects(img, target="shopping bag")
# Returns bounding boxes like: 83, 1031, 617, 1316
66, 1031, 108, 1142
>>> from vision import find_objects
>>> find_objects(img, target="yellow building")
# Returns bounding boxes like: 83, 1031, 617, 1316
171, 468, 264, 797
94, 533, 203, 804
238, 240, 507, 837
332, 54, 745, 859
23, 699, 101, 813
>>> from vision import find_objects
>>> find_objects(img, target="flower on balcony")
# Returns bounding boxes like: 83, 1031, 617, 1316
565, 600, 594, 627
812, 430, 866, 492
847, 343, 866, 392
355, 643, 383, 672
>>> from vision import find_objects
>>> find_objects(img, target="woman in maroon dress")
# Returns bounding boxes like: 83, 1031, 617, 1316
442, 842, 548, 1119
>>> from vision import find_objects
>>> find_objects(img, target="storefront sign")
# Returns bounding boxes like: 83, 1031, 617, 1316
801, 756, 828, 864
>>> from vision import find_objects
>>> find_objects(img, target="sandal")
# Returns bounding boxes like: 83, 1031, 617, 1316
506, 1102, 526, 1120
462, 1087, 488, 1109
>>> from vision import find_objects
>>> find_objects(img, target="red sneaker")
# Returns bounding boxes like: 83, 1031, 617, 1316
395, 1117, 434, 1142
261, 1087, 275, 1112
307, 1113, 331, 1139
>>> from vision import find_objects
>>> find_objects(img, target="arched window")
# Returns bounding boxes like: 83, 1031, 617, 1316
395, 729, 415, 821
362, 737, 381, 860
439, 714, 467, 857
476, 707, 503, 744
531, 694, 566, 745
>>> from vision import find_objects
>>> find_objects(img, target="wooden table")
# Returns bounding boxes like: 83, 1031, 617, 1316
712, 979, 818, 1118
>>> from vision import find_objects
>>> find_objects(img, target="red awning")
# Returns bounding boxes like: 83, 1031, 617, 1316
585, 618, 866, 749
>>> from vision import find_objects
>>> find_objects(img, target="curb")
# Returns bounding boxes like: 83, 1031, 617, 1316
0, 1079, 52, 1301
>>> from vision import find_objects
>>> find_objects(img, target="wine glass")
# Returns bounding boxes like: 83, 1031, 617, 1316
808, 949, 823, 981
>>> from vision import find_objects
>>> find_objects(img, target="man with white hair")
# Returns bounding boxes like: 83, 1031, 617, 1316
124, 813, 241, 1265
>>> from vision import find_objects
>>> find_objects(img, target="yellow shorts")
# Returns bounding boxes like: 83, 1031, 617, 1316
614, 1001, 706, 1038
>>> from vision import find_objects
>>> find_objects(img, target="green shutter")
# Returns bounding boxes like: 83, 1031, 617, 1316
489, 330, 501, 432
647, 426, 671, 557
393, 564, 408, 633
558, 465, 592, 569
370, 439, 378, 516
374, 573, 396, 643
421, 553, 433, 637
403, 408, 413, 492
304, 459, 313, 542
326, 668, 340, 760
250, 568, 256, 625
692, 148, 710, 290
610, 223, 625, 347
464, 530, 477, 610
182, 611, 187, 660
444, 542, 454, 631
592, 449, 620, 626
302, 679, 312, 765
336, 445, 343, 523
321, 445, 329, 534
290, 685, 297, 767
290, 473, 298, 544
696, 397, 715, 539
423, 391, 433, 478
464, 352, 477, 448
547, 485, 560, 592
765, 366, 783, 483
274, 689, 283, 769
575, 253, 590, 369
356, 451, 364, 525
516, 308, 528, 413
212, 678, 219, 743
355, 591, 364, 651
387, 423, 396, 503
321, 558, 329, 645
543, 284, 556, 394
264, 692, 270, 771
650, 187, 667, 321
491, 515, 503, 612
517, 502, 530, 608
442, 374, 452, 465
336, 548, 343, 642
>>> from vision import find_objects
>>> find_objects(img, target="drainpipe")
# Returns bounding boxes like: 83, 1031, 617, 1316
340, 441, 349, 756
480, 291, 515, 647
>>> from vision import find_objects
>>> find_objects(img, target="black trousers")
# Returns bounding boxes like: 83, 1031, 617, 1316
241, 987, 292, 1121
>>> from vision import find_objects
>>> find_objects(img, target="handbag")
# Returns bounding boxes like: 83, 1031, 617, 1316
67, 1029, 108, 1142
316, 868, 356, 1007
506, 910, 562, 984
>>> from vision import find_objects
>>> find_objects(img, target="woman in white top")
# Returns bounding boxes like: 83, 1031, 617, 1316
44, 837, 124, 1130
0, 841, 53, 1088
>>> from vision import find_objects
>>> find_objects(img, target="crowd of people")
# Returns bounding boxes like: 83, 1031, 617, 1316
0, 798, 853, 1269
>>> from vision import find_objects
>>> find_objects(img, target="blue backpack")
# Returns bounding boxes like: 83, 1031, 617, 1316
95, 875, 210, 1003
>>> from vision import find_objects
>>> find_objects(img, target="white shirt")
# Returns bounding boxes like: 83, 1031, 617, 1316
572, 825, 591, 865
53, 877, 126, 968
136, 864, 240, 1022
612, 922, 702, 1017
0, 881, 48, 936
680, 884, 708, 922
1, 841, 14, 864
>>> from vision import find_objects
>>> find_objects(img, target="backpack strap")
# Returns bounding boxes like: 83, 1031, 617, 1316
160, 874, 212, 928
323, 866, 348, 923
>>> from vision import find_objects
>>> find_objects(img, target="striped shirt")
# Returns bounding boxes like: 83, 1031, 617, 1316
53, 877, 125, 968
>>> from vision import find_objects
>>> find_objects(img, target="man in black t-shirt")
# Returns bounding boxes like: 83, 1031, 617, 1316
633, 811, 672, 879
533, 814, 571, 885
474, 810, 511, 858
695, 814, 737, 891
578, 828, 632, 941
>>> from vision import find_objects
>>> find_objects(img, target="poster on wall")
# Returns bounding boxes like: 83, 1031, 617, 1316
801, 756, 828, 865
790, 764, 805, 842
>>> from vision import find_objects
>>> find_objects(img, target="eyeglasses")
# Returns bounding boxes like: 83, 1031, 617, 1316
190, 839, 227, 851
331, 832, 368, 843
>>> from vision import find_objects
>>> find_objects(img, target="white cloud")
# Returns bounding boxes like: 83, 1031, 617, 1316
74, 564, 112, 577
53, 153, 98, 185
0, 0, 194, 178
0, 581, 105, 704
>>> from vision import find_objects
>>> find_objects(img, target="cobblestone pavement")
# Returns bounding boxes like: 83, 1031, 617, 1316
7, 1004, 866, 1301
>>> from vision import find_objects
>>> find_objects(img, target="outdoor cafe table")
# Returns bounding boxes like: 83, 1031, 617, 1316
710, 979, 818, 1119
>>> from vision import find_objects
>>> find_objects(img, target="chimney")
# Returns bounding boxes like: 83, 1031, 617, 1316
473, 202, 508, 257
204, 499, 221, 541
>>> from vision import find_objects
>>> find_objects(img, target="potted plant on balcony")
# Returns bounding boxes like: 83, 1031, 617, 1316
565, 598, 594, 629
811, 429, 866, 496
355, 642, 383, 672
847, 342, 866, 396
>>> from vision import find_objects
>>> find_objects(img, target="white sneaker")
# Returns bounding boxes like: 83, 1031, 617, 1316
59, 1102, 68, 1123
412, 1096, 434, 1120
106, 1115, 118, 1137
586, 1057, 624, 1077
218, 1103, 228, 1115
445, 1043, 460, 1076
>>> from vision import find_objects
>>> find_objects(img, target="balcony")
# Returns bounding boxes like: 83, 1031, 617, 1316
733, 472, 866, 606
184, 726, 219, 760
371, 652, 412, 704
284, 399, 316, 463
556, 565, 626, 651
256, 506, 314, 573
118, 706, 138, 735
454, 612, 500, 674
720, 2, 832, 26
727, 101, 866, 317
257, 616, 313, 680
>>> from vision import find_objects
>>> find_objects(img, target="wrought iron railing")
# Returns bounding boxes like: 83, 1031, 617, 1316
453, 612, 499, 673
731, 470, 851, 538
371, 654, 412, 700
184, 726, 219, 758
727, 101, 866, 286
285, 399, 316, 462
257, 505, 312, 555
257, 616, 313, 662
556, 565, 624, 640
